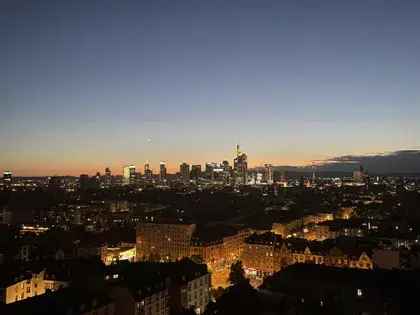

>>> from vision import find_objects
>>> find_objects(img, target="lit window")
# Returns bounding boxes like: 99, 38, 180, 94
357, 289, 363, 297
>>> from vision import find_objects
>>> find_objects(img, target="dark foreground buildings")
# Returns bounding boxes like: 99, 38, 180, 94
0, 258, 210, 315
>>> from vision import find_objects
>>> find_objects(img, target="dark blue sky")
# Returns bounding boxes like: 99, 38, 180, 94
1, 0, 419, 175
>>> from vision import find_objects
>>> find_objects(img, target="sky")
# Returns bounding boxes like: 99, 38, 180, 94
1, 0, 420, 176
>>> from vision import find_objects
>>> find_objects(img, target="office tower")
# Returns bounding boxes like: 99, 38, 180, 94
144, 162, 153, 180
264, 164, 273, 184
205, 163, 214, 179
104, 167, 112, 187
180, 162, 190, 182
353, 165, 366, 183
190, 165, 202, 180
2, 171, 12, 186
220, 161, 231, 184
123, 165, 136, 185
233, 145, 248, 185
159, 162, 167, 182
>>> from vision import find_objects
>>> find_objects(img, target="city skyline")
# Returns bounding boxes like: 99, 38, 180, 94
2, 0, 420, 176
3, 148, 420, 177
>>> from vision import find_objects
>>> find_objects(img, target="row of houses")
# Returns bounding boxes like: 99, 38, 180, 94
241, 232, 374, 282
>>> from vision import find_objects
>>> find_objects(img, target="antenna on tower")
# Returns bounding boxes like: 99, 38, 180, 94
236, 144, 241, 157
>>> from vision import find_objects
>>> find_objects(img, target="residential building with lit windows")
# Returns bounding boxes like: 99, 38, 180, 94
107, 259, 210, 315
136, 221, 196, 262
241, 233, 374, 284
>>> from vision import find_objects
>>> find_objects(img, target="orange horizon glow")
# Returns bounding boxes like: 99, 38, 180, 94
3, 159, 313, 177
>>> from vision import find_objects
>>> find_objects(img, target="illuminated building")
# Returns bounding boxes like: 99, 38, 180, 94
20, 225, 49, 236
0, 269, 67, 304
241, 232, 374, 285
144, 162, 153, 180
241, 233, 288, 282
190, 165, 202, 180
272, 213, 333, 237
123, 165, 136, 185
104, 167, 112, 187
0, 270, 46, 304
2, 171, 12, 187
159, 162, 167, 183
108, 278, 168, 315
180, 162, 190, 182
106, 259, 210, 315
100, 244, 136, 265
136, 222, 249, 288
353, 165, 367, 183
190, 226, 251, 266
136, 222, 196, 262
264, 164, 273, 184
233, 145, 248, 185
221, 160, 232, 184
205, 162, 217, 180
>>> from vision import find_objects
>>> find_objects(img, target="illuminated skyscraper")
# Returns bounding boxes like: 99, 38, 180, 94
233, 145, 248, 185
180, 162, 190, 182
205, 162, 217, 180
104, 167, 112, 187
159, 162, 167, 182
191, 165, 202, 180
144, 162, 153, 180
353, 165, 367, 183
123, 165, 136, 185
2, 171, 12, 186
264, 164, 273, 184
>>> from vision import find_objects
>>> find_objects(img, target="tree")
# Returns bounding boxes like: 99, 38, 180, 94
228, 260, 246, 285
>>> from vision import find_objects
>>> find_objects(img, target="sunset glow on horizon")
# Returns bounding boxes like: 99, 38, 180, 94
1, 0, 419, 176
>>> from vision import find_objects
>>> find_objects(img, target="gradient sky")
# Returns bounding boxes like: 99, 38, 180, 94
1, 0, 420, 176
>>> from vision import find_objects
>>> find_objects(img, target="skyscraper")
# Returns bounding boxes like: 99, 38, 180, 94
233, 145, 248, 185
353, 165, 367, 183
222, 160, 232, 184
190, 165, 202, 180
123, 165, 136, 185
144, 162, 153, 180
264, 164, 273, 184
159, 162, 167, 182
2, 171, 12, 187
104, 167, 112, 187
205, 162, 217, 180
180, 162, 190, 182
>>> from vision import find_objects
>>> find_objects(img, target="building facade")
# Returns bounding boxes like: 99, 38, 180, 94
136, 223, 196, 262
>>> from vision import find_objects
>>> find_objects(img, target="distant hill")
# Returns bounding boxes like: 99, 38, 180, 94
259, 150, 420, 175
